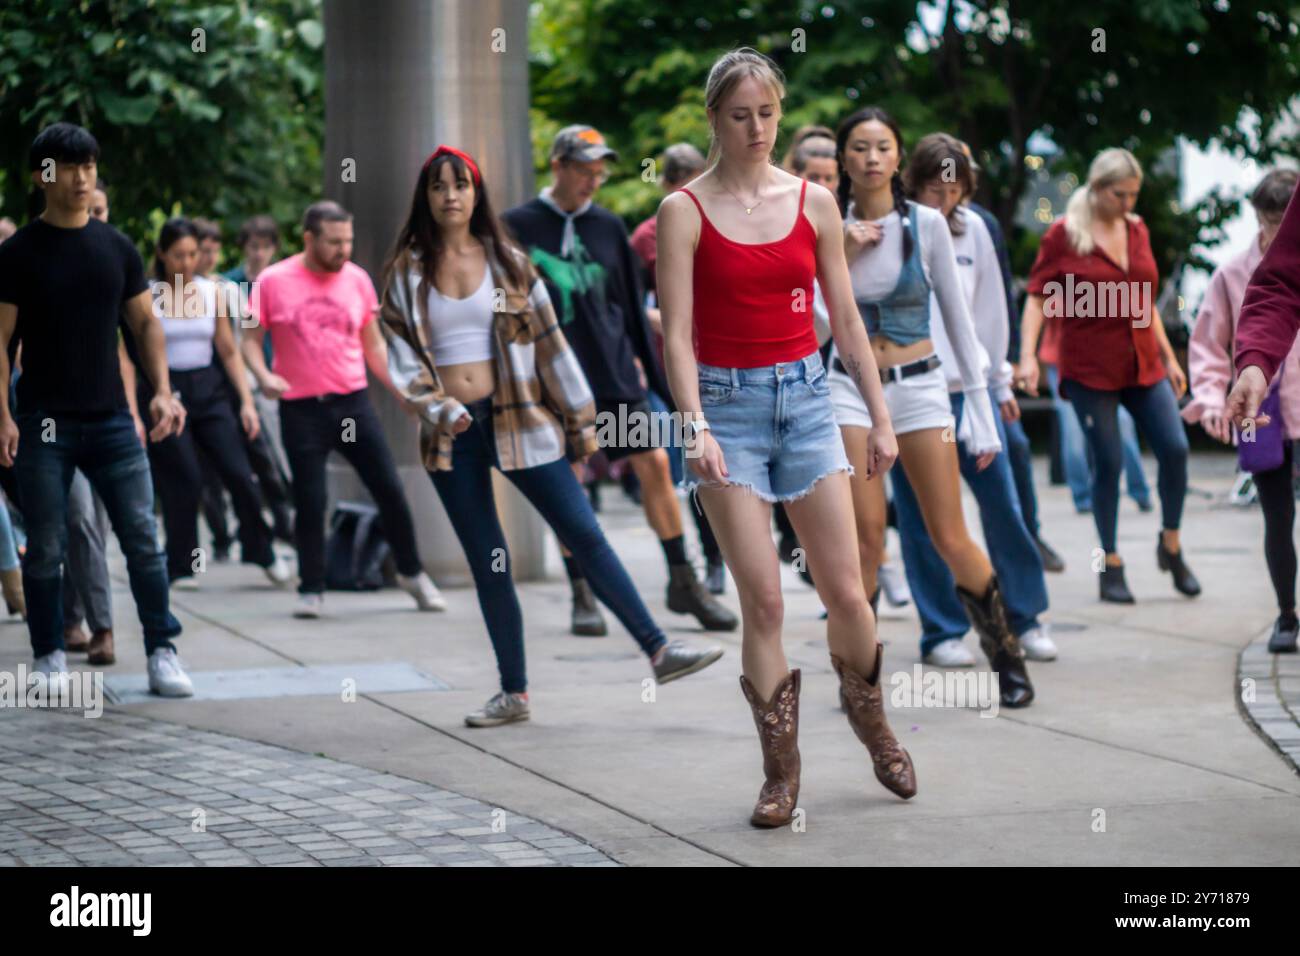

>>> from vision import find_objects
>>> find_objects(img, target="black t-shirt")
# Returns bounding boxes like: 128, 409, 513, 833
501, 198, 670, 405
0, 217, 145, 415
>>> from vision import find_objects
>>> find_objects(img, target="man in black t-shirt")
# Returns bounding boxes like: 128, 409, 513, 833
503, 126, 736, 636
0, 123, 193, 696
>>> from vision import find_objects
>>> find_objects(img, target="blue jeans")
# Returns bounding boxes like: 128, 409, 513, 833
1047, 364, 1150, 509
892, 389, 1049, 655
429, 398, 667, 693
0, 488, 18, 571
15, 410, 181, 658
1063, 378, 1189, 555
1002, 416, 1039, 536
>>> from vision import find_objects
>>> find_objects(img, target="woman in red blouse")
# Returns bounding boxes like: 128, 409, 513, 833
1017, 148, 1198, 604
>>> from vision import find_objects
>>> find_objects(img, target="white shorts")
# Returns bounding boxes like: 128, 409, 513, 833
828, 355, 955, 435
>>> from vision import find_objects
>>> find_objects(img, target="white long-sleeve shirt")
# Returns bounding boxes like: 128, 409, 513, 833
928, 207, 1015, 402
840, 201, 1001, 455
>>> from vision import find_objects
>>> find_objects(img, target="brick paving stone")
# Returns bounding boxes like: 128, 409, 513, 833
0, 707, 617, 868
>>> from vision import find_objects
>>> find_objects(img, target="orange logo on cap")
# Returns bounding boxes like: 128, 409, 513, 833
576, 128, 605, 145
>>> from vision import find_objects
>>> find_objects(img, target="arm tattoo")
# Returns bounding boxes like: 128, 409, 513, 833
844, 355, 866, 393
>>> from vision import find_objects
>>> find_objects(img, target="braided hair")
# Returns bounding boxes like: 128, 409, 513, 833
834, 106, 912, 261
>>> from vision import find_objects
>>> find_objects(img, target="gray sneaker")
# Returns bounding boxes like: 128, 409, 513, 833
653, 640, 724, 684
465, 691, 530, 728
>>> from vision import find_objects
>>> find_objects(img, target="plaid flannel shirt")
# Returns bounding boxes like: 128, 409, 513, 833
379, 240, 599, 472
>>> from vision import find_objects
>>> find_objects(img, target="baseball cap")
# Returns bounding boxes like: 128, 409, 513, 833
551, 125, 619, 164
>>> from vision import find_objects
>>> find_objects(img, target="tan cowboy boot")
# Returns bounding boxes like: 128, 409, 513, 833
832, 645, 917, 799
738, 669, 801, 828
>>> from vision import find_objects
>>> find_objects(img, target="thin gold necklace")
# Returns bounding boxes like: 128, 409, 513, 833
718, 174, 766, 215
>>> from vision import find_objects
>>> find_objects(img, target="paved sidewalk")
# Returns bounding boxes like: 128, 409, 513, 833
0, 709, 613, 867
0, 451, 1297, 866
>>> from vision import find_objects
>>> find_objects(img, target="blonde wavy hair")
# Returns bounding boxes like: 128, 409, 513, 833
704, 47, 786, 166
1063, 147, 1143, 254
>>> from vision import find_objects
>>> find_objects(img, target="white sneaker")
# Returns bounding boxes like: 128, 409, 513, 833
1018, 624, 1058, 662
879, 561, 912, 607
32, 649, 69, 675
147, 648, 194, 698
293, 593, 323, 619
262, 554, 293, 587
172, 576, 199, 592
397, 571, 447, 612
922, 637, 976, 667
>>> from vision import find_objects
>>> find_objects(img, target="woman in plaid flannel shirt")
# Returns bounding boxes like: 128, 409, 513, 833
380, 146, 723, 728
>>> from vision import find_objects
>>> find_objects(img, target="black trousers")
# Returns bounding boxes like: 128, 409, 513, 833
142, 364, 274, 579
279, 389, 422, 594
1255, 440, 1297, 617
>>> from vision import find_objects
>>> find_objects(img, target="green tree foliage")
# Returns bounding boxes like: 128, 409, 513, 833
528, 0, 1300, 280
0, 0, 323, 254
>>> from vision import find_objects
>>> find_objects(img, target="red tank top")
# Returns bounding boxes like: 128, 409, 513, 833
680, 180, 821, 368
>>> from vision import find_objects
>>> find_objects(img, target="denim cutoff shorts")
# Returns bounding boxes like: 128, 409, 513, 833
684, 350, 853, 504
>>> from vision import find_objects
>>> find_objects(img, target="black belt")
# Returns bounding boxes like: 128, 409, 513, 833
833, 354, 941, 385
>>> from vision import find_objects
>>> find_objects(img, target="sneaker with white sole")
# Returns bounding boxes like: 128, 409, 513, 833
262, 554, 293, 587
171, 576, 199, 592
397, 571, 447, 611
652, 640, 724, 684
1018, 624, 1058, 662
147, 648, 194, 697
32, 648, 69, 675
922, 637, 976, 667
465, 691, 530, 727
293, 593, 323, 619
879, 561, 912, 608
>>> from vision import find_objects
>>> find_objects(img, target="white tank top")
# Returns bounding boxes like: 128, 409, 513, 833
152, 276, 217, 371
425, 264, 495, 366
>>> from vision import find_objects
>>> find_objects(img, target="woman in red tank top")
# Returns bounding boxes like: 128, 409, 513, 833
657, 47, 916, 828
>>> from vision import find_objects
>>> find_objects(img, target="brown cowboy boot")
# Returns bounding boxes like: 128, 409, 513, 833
832, 645, 917, 799
955, 575, 1034, 708
738, 669, 801, 828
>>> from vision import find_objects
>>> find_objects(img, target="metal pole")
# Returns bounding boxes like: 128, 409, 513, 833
323, 0, 548, 583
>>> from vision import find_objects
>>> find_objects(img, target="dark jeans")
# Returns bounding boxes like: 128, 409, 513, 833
15, 409, 181, 657
280, 389, 422, 594
1065, 378, 1188, 554
1255, 440, 1296, 616
430, 398, 667, 693
143, 364, 274, 580
1003, 416, 1040, 536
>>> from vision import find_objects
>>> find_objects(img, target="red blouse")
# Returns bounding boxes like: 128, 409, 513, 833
1027, 216, 1166, 392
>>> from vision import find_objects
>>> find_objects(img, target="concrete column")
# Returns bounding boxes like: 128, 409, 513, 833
323, 0, 549, 583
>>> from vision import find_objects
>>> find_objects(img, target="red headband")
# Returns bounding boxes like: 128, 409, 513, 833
422, 145, 481, 186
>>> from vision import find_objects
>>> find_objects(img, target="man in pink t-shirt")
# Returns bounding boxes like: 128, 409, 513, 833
243, 200, 445, 618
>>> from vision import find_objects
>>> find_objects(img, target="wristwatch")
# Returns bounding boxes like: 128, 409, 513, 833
687, 418, 711, 438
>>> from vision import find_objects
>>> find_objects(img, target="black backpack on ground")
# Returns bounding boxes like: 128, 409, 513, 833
325, 501, 393, 591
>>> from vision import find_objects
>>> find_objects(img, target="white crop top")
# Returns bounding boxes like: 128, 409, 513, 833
425, 265, 495, 366
152, 276, 217, 371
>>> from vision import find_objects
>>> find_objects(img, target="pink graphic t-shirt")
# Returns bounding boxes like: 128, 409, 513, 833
251, 253, 377, 400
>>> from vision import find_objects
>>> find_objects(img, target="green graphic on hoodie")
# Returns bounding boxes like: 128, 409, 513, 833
528, 234, 606, 327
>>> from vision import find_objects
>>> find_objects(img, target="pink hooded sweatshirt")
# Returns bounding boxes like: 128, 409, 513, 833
1185, 233, 1300, 439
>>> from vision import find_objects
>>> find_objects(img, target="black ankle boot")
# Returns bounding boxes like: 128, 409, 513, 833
1156, 534, 1201, 597
1099, 563, 1135, 604
1269, 615, 1299, 653
955, 577, 1034, 708
570, 578, 607, 636
667, 564, 738, 631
